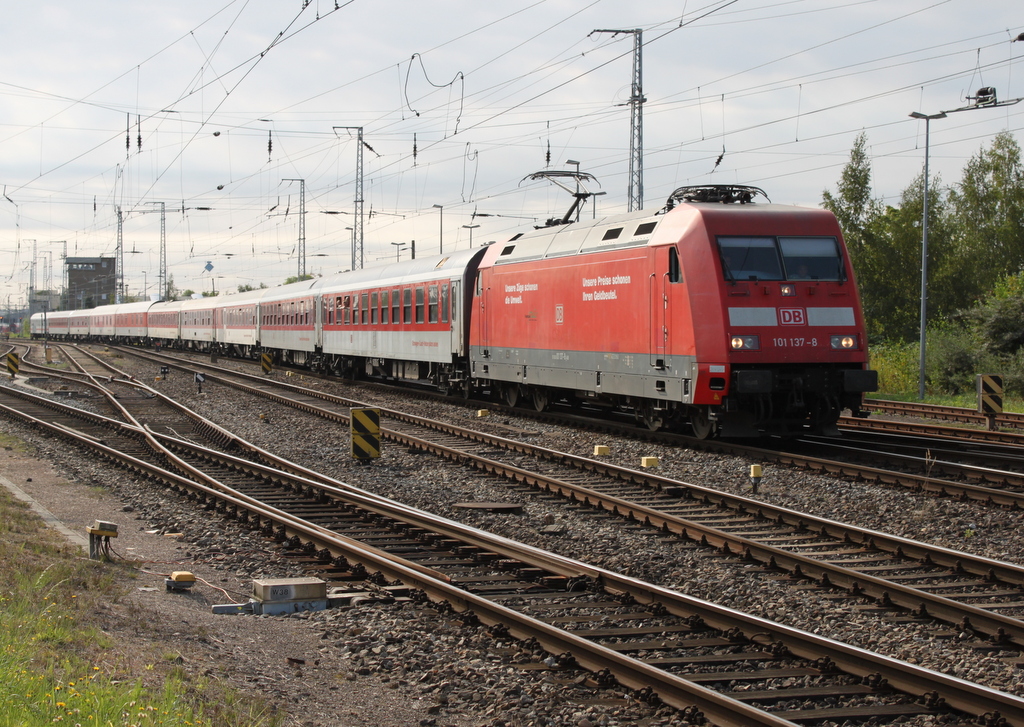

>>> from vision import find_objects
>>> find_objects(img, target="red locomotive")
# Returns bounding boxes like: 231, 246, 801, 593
468, 185, 876, 437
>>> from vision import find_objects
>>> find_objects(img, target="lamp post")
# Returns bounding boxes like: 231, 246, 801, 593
462, 224, 480, 247
908, 111, 945, 402
391, 242, 407, 261
432, 204, 444, 254
345, 226, 354, 271
909, 87, 1023, 401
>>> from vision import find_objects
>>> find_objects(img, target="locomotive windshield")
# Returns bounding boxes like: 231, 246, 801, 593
778, 237, 844, 281
718, 236, 844, 282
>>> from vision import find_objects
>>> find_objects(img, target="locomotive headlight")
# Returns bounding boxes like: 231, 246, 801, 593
780, 284, 796, 296
731, 335, 760, 350
830, 334, 858, 350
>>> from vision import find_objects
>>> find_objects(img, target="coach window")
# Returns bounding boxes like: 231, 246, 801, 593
371, 291, 378, 324
381, 290, 389, 324
342, 296, 351, 325
361, 292, 369, 324
403, 288, 413, 323
415, 287, 425, 324
668, 247, 682, 283
428, 285, 438, 323
441, 283, 449, 323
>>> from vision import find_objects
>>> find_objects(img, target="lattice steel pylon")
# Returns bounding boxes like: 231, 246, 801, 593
332, 126, 367, 270
283, 179, 306, 278
592, 29, 645, 211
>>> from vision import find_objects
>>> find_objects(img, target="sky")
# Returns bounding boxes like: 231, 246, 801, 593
1, 0, 1022, 305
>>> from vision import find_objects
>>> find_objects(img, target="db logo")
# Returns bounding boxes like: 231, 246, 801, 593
779, 308, 806, 325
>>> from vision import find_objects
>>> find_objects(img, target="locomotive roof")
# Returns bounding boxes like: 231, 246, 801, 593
480, 201, 837, 268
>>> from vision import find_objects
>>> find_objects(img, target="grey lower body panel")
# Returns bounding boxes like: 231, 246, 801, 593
470, 346, 694, 404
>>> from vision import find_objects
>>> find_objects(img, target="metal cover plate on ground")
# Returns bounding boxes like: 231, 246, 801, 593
453, 502, 523, 512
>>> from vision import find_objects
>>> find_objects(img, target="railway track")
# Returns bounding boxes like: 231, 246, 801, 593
7, 345, 1024, 725
70, 346, 1024, 649
864, 398, 1024, 429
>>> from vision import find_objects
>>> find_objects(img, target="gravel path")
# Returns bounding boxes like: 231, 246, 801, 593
6, 346, 1024, 726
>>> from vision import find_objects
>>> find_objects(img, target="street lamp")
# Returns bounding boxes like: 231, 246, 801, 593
391, 242, 407, 261
432, 204, 444, 254
908, 110, 945, 401
345, 226, 355, 270
462, 224, 480, 247
909, 87, 1023, 401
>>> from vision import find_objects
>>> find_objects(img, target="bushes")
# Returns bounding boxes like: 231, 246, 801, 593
924, 325, 983, 396
868, 339, 917, 396
871, 324, 1024, 399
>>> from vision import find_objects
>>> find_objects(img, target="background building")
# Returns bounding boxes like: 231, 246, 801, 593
66, 257, 117, 310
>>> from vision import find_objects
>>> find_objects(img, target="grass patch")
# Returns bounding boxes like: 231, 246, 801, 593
0, 481, 279, 726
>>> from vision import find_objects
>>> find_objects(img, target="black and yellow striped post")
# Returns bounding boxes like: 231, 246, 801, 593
977, 374, 1003, 431
350, 407, 381, 462
6, 352, 18, 379
261, 352, 273, 375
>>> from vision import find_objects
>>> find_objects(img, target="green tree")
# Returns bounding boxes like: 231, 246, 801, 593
948, 131, 1024, 295
822, 131, 874, 251
284, 274, 315, 285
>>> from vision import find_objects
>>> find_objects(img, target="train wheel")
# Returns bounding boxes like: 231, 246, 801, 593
638, 402, 663, 431
690, 408, 716, 439
502, 384, 519, 407
531, 387, 548, 412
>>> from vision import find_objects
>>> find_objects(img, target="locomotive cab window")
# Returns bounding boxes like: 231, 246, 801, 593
779, 237, 845, 281
718, 237, 784, 281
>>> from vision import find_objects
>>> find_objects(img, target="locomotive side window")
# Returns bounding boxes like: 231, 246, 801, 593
668, 247, 682, 283
602, 228, 622, 241
779, 237, 845, 281
718, 237, 783, 281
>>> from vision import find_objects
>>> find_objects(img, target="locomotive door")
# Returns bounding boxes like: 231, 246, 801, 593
477, 274, 489, 351
649, 270, 668, 369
